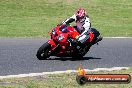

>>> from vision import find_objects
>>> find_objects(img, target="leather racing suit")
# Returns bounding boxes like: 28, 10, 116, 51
62, 14, 91, 44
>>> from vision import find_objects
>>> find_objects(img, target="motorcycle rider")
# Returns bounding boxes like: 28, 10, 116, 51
61, 8, 91, 48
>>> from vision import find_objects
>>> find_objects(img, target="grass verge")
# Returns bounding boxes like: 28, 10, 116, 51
0, 0, 132, 37
0, 68, 132, 88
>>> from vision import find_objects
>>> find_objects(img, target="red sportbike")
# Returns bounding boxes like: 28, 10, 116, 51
36, 24, 102, 60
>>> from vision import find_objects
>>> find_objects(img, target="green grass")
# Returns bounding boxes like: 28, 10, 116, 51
0, 68, 132, 88
0, 0, 132, 37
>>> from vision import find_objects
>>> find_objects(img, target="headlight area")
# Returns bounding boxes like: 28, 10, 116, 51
52, 29, 56, 35
57, 34, 64, 41
57, 34, 69, 48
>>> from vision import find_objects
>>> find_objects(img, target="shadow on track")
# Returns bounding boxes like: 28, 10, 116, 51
40, 57, 101, 61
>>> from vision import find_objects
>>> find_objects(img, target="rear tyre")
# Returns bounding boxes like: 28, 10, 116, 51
72, 51, 84, 59
94, 35, 103, 44
36, 42, 51, 60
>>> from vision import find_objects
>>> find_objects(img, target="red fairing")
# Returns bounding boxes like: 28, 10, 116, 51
57, 26, 79, 47
85, 32, 94, 43
89, 32, 94, 42
58, 34, 69, 46
67, 26, 80, 39
48, 39, 56, 50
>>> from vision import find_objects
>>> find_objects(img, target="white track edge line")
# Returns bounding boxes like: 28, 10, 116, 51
0, 67, 129, 79
104, 37, 132, 38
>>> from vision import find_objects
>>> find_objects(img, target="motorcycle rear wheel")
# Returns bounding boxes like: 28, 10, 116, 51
36, 42, 51, 60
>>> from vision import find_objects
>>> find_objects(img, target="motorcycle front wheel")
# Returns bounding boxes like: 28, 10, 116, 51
36, 42, 51, 60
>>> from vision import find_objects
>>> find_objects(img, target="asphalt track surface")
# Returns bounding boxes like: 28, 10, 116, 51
0, 38, 132, 76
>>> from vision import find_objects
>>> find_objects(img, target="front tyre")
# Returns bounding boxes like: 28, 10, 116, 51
36, 42, 51, 60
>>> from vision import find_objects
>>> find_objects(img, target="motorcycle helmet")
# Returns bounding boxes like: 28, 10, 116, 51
76, 8, 86, 20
